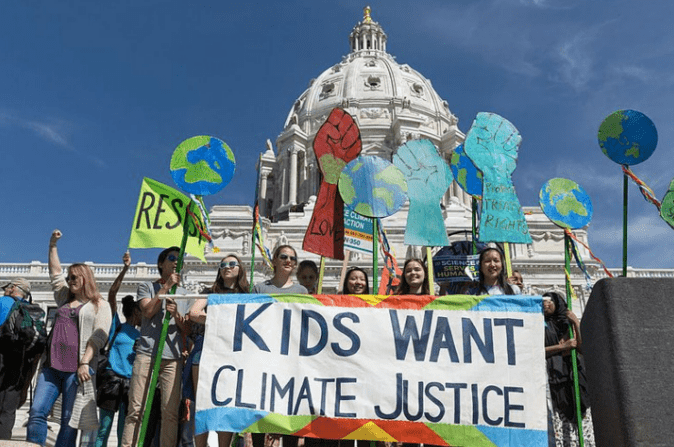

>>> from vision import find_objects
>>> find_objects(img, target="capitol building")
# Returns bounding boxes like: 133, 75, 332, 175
2, 8, 671, 320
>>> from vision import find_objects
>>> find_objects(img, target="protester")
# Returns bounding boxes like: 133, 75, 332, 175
543, 291, 595, 447
0, 278, 40, 439
187, 254, 249, 447
340, 267, 369, 294
95, 252, 141, 447
296, 260, 319, 294
252, 245, 306, 447
121, 246, 189, 447
470, 246, 520, 295
394, 258, 430, 295
27, 230, 112, 447
508, 270, 524, 292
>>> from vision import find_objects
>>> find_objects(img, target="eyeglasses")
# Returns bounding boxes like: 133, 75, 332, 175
66, 275, 79, 283
219, 261, 239, 269
278, 254, 297, 263
167, 254, 179, 262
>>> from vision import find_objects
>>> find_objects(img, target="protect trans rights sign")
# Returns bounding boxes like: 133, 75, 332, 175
195, 293, 547, 446
343, 208, 373, 254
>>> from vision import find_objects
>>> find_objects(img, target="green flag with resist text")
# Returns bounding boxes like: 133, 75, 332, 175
128, 177, 207, 261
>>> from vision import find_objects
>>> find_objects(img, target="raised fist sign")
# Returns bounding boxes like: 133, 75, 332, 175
393, 139, 453, 246
303, 108, 362, 259
464, 112, 532, 243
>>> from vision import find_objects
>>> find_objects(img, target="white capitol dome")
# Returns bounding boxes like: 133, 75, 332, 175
259, 6, 468, 219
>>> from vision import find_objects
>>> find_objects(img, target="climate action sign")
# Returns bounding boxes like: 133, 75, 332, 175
343, 208, 373, 254
195, 294, 547, 446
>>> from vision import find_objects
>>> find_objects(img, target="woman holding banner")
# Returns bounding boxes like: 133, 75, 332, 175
252, 245, 306, 447
471, 247, 520, 295
188, 254, 249, 447
27, 230, 112, 447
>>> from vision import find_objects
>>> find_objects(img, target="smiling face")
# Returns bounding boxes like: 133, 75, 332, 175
481, 249, 503, 285
404, 261, 425, 290
273, 247, 298, 277
346, 270, 367, 294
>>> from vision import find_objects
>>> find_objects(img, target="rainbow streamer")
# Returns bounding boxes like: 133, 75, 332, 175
188, 194, 219, 253
252, 203, 273, 268
377, 218, 402, 295
564, 229, 613, 278
622, 165, 661, 211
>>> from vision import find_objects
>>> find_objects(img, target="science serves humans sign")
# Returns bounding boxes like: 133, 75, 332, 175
195, 294, 547, 446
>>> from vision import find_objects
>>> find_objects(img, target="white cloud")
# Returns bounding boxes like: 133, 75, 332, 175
0, 111, 71, 148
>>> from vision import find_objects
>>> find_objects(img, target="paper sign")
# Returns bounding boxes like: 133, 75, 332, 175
303, 109, 362, 260
195, 293, 547, 447
598, 110, 658, 166
170, 136, 236, 196
539, 178, 593, 230
464, 113, 532, 244
393, 139, 453, 247
338, 156, 407, 218
343, 208, 373, 254
128, 177, 207, 261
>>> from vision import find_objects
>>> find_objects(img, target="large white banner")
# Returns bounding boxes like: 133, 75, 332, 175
195, 294, 547, 446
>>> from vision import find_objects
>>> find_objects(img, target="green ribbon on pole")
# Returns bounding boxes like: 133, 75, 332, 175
137, 200, 193, 447
372, 218, 378, 293
472, 197, 478, 255
564, 234, 585, 447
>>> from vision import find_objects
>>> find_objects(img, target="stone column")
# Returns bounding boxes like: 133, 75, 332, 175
289, 147, 298, 206
259, 172, 269, 215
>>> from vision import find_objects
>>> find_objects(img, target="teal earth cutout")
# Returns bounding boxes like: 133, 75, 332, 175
170, 135, 236, 195
449, 143, 483, 197
539, 178, 593, 230
338, 156, 408, 218
598, 110, 658, 166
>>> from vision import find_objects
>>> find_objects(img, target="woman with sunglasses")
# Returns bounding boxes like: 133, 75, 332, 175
27, 230, 112, 447
187, 254, 249, 447
253, 245, 308, 295
251, 245, 306, 447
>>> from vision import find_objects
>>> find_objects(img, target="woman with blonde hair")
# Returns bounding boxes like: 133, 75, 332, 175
188, 254, 249, 447
27, 230, 112, 446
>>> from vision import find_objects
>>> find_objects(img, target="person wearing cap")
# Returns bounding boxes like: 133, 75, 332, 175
0, 278, 32, 439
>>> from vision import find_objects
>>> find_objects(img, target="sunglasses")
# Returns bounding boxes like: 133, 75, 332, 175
167, 254, 179, 262
278, 253, 298, 263
66, 275, 79, 283
220, 261, 239, 269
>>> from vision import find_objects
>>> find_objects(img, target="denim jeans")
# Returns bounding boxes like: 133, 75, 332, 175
95, 400, 127, 447
27, 366, 79, 447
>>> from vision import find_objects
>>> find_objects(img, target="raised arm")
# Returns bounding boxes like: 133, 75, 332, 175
48, 229, 63, 277
566, 309, 582, 348
108, 251, 131, 315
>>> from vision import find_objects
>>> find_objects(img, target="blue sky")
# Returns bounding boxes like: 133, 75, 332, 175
2, 0, 673, 269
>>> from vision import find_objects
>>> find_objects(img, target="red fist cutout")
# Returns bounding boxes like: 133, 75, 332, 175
303, 108, 362, 259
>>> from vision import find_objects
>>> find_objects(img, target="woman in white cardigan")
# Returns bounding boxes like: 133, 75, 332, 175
26, 230, 111, 447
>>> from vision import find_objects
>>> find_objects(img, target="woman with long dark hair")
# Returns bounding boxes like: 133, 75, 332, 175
472, 246, 520, 295
394, 258, 430, 296
27, 230, 112, 446
188, 254, 249, 447
543, 291, 595, 446
340, 267, 369, 295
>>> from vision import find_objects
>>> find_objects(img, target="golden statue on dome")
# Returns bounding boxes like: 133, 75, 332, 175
363, 6, 372, 24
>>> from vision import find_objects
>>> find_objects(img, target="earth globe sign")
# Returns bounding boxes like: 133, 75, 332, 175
338, 155, 408, 218
539, 178, 593, 230
170, 135, 236, 196
449, 143, 483, 197
598, 109, 658, 166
